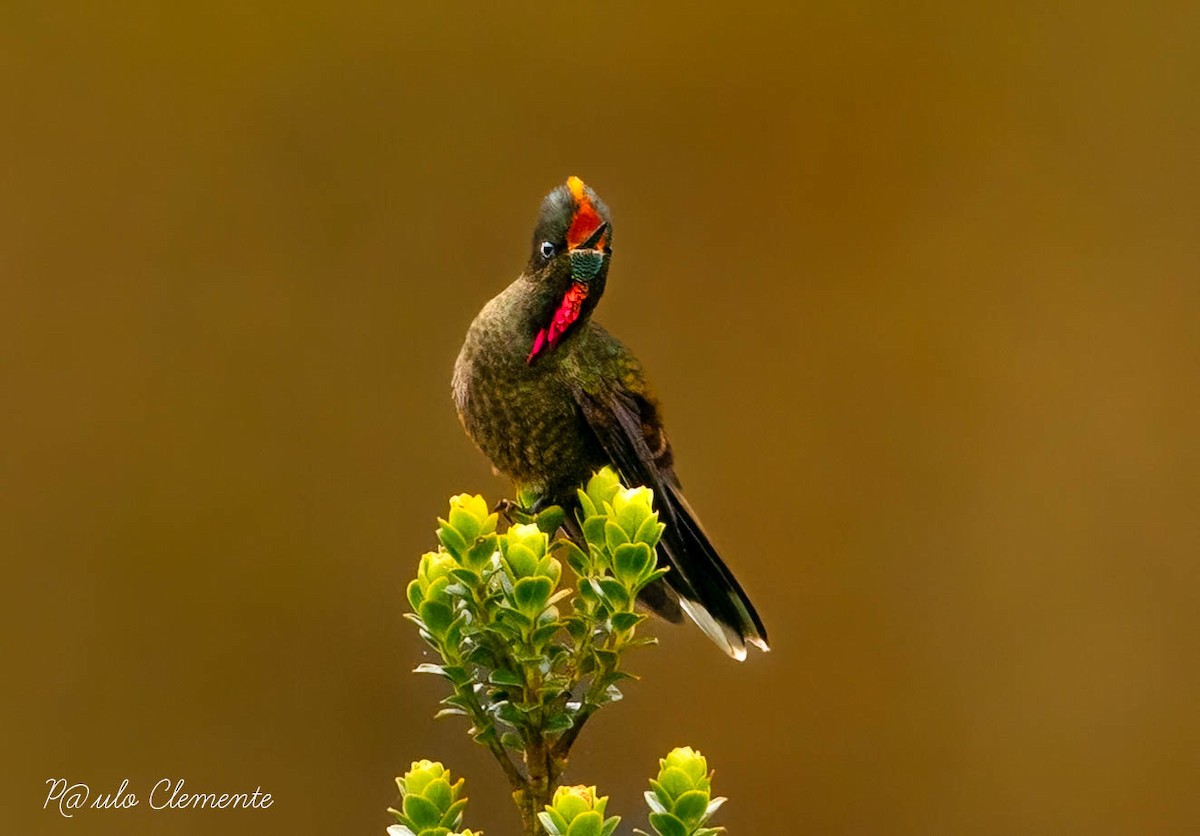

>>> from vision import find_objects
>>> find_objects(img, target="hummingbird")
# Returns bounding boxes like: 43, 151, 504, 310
452, 176, 768, 660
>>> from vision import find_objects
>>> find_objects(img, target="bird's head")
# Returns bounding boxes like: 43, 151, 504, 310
524, 176, 613, 363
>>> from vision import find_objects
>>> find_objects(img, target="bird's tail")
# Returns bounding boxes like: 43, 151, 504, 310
656, 483, 769, 661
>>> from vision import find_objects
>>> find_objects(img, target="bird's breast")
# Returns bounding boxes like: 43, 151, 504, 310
452, 300, 601, 496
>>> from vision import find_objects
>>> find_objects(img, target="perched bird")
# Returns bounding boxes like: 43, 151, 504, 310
452, 176, 768, 659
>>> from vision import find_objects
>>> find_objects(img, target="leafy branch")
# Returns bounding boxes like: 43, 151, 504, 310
394, 467, 730, 835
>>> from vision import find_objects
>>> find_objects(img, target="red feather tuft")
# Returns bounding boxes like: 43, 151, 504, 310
527, 282, 589, 363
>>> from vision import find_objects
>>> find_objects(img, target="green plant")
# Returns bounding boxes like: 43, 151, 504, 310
538, 785, 620, 836
636, 748, 726, 836
393, 468, 729, 835
386, 760, 472, 836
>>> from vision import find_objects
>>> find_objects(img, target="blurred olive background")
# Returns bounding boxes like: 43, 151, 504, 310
2, 2, 1198, 834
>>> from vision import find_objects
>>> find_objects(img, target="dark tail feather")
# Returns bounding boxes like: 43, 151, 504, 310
561, 485, 766, 658
658, 483, 769, 660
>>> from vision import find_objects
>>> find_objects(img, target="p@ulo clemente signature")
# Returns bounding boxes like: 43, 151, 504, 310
43, 778, 274, 817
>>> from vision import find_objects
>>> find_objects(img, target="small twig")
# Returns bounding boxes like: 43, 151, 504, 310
457, 684, 525, 789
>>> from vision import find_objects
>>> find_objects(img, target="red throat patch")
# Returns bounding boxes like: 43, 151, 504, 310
565, 176, 607, 251
527, 282, 590, 363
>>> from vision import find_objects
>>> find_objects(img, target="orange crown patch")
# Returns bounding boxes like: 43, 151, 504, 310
565, 175, 607, 250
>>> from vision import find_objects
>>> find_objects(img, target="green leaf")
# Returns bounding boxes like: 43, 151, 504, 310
406, 579, 424, 611
647, 812, 688, 836
464, 537, 496, 572
463, 644, 496, 667
493, 701, 524, 725
513, 576, 553, 615
671, 790, 710, 826
402, 794, 441, 828
543, 712, 574, 734
495, 604, 533, 630
423, 777, 453, 812
442, 617, 465, 649
633, 513, 662, 546
565, 810, 604, 836
596, 578, 629, 609
593, 648, 620, 669
442, 665, 471, 686
585, 467, 622, 507
402, 766, 435, 798
576, 489, 597, 520
534, 504, 566, 534
648, 780, 672, 809
657, 767, 694, 801
471, 724, 498, 745
512, 648, 549, 665
604, 520, 630, 553
531, 621, 564, 646
448, 505, 481, 542
453, 492, 491, 523
561, 616, 585, 640
449, 567, 480, 586
505, 543, 539, 578
540, 673, 573, 693
612, 542, 653, 586
662, 747, 709, 784
554, 539, 590, 575
585, 577, 606, 601
581, 516, 607, 551
540, 810, 568, 835
614, 498, 647, 539
419, 600, 454, 634
611, 611, 645, 632
439, 693, 473, 711
424, 576, 452, 605
489, 668, 525, 688
551, 788, 590, 822
635, 567, 670, 593
438, 798, 469, 828
436, 520, 467, 557
598, 669, 635, 689
537, 555, 563, 586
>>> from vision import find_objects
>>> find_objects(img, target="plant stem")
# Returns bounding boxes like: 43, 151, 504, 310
514, 732, 553, 835
486, 737, 525, 791
554, 629, 627, 759
455, 682, 525, 790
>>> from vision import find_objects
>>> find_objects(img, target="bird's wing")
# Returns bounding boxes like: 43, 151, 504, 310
572, 375, 768, 660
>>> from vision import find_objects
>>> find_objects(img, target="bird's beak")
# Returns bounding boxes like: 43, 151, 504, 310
569, 222, 608, 284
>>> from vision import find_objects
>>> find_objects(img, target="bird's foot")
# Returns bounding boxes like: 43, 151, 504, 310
494, 498, 535, 526
494, 498, 566, 536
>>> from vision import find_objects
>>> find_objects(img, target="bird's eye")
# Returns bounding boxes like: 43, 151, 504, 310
540, 241, 556, 259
